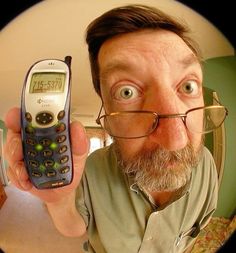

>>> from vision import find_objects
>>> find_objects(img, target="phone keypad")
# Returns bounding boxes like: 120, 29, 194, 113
55, 123, 66, 133
32, 171, 42, 177
26, 138, 36, 145
42, 150, 53, 157
36, 112, 54, 125
25, 112, 32, 122
25, 135, 71, 178
27, 150, 37, 157
22, 111, 72, 188
56, 135, 66, 143
25, 126, 35, 134
60, 166, 70, 174
57, 110, 65, 120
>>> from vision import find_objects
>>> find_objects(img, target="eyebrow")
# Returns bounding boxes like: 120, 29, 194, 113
100, 60, 135, 82
179, 53, 199, 68
100, 53, 200, 81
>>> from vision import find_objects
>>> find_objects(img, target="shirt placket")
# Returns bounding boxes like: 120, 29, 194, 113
139, 212, 158, 252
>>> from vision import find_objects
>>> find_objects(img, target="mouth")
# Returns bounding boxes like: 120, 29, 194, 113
163, 161, 178, 169
159, 153, 182, 169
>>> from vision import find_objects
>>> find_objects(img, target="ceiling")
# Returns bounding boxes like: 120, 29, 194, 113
0, 0, 234, 127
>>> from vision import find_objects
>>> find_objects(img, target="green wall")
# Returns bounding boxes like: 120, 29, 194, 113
0, 119, 7, 141
0, 119, 7, 169
203, 55, 236, 218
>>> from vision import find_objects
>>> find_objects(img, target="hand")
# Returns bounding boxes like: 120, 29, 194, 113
4, 107, 89, 203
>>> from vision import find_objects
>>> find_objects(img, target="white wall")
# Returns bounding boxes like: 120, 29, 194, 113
0, 0, 234, 125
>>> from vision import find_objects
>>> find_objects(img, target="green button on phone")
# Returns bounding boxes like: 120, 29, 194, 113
35, 144, 43, 151
50, 142, 58, 150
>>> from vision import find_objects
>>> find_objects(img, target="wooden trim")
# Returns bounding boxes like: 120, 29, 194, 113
0, 182, 7, 209
213, 91, 225, 187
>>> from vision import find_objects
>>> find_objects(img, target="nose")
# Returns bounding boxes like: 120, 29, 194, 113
150, 116, 188, 151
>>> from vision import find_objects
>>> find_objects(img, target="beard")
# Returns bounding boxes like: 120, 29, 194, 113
115, 142, 203, 192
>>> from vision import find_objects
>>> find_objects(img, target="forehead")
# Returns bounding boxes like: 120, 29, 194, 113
98, 29, 198, 73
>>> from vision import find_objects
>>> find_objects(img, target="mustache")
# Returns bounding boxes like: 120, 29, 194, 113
115, 142, 203, 192
119, 143, 200, 173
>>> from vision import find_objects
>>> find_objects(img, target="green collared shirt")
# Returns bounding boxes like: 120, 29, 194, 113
76, 145, 218, 253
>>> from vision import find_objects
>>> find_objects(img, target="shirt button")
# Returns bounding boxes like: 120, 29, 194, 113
146, 236, 153, 241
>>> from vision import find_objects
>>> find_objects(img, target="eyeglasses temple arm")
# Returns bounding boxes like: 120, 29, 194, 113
96, 103, 104, 125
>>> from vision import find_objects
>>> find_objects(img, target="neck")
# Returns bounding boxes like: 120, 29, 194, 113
150, 191, 174, 206
148, 182, 190, 207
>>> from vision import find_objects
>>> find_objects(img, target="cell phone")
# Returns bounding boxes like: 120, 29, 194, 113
21, 56, 73, 189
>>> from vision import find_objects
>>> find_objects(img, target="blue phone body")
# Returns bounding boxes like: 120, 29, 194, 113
21, 56, 73, 189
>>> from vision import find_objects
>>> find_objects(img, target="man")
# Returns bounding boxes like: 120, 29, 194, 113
4, 4, 227, 253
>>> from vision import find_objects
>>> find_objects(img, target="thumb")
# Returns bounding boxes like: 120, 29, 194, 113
70, 121, 89, 156
70, 121, 89, 184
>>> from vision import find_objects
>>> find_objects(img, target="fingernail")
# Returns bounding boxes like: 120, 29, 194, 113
9, 138, 21, 157
14, 162, 21, 177
15, 168, 20, 177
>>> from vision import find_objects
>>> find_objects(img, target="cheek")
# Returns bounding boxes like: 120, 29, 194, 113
186, 108, 204, 133
115, 138, 146, 161
188, 132, 203, 153
101, 90, 118, 114
116, 131, 203, 161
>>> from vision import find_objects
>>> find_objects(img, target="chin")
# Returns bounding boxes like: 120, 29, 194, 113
115, 139, 204, 192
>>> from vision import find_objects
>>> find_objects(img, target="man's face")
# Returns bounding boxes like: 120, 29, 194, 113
98, 29, 204, 192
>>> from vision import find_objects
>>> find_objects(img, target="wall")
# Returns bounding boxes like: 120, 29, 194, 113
0, 0, 234, 122
203, 55, 236, 218
0, 119, 8, 184
0, 120, 6, 142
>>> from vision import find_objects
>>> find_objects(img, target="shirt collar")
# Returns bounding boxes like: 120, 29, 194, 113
126, 171, 191, 210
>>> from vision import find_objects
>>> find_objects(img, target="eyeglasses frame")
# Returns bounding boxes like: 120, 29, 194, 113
96, 104, 228, 139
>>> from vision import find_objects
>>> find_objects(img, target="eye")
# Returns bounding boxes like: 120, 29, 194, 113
179, 80, 200, 96
113, 85, 140, 100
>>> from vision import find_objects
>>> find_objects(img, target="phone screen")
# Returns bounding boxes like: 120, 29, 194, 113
29, 72, 66, 93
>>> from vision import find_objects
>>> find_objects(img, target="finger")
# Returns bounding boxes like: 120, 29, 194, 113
7, 166, 23, 190
4, 133, 23, 167
4, 107, 23, 165
70, 121, 89, 156
4, 107, 21, 133
69, 121, 89, 185
7, 161, 33, 191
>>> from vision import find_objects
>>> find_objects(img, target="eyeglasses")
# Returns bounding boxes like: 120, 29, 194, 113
96, 105, 228, 139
